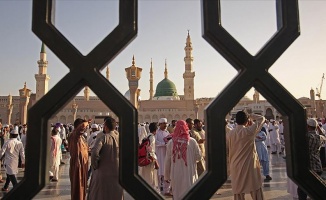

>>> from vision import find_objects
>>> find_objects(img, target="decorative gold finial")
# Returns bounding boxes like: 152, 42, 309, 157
164, 59, 168, 79
132, 55, 135, 66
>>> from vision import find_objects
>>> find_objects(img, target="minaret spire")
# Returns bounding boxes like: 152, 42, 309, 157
164, 59, 168, 79
41, 42, 46, 53
35, 42, 50, 101
132, 55, 135, 66
149, 58, 154, 100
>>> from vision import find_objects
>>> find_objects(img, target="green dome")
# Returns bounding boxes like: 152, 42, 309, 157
154, 78, 178, 97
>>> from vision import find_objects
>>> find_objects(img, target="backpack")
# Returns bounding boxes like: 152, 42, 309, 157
138, 135, 153, 167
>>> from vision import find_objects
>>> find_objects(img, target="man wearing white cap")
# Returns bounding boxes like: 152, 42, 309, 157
0, 128, 25, 191
88, 124, 100, 149
155, 118, 172, 196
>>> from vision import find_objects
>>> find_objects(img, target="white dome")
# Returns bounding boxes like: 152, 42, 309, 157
124, 90, 130, 100
124, 89, 141, 101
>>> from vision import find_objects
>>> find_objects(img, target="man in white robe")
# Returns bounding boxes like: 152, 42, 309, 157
269, 120, 281, 154
228, 111, 265, 200
0, 129, 25, 191
155, 118, 171, 195
141, 122, 159, 191
164, 120, 202, 200
49, 126, 62, 181
138, 124, 147, 145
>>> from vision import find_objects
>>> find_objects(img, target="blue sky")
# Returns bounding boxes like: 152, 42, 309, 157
1, 0, 326, 101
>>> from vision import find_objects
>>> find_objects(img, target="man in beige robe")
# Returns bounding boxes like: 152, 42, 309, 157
228, 111, 265, 200
68, 118, 89, 200
88, 116, 123, 200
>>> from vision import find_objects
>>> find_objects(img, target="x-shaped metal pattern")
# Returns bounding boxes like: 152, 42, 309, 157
3, 0, 325, 199
1, 0, 165, 199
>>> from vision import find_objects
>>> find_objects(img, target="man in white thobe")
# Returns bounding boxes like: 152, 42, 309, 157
141, 122, 159, 192
138, 124, 148, 145
155, 118, 171, 195
0, 129, 25, 191
164, 120, 202, 199
269, 120, 281, 154
49, 127, 62, 181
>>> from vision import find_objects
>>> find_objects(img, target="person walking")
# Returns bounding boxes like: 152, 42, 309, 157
0, 128, 25, 191
49, 125, 62, 182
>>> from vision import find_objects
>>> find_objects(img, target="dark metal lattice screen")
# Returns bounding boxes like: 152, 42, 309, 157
3, 0, 326, 199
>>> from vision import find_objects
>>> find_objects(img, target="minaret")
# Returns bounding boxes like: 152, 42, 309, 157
106, 66, 110, 80
253, 89, 260, 103
183, 31, 195, 100
19, 82, 31, 124
35, 43, 50, 101
71, 99, 78, 121
84, 86, 90, 101
149, 59, 154, 100
125, 55, 142, 107
7, 94, 13, 124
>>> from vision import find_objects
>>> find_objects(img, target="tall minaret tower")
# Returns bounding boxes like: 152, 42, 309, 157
149, 59, 154, 100
84, 86, 90, 101
183, 31, 195, 100
35, 43, 50, 101
253, 89, 260, 103
106, 66, 110, 80
125, 55, 142, 107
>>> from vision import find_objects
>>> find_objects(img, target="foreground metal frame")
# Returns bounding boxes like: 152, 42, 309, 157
3, 0, 325, 199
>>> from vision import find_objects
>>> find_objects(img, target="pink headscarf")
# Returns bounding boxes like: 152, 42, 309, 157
172, 120, 190, 166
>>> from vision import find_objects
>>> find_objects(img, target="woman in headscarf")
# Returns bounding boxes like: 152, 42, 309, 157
164, 120, 202, 199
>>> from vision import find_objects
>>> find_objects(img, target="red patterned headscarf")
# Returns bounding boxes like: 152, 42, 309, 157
172, 120, 190, 166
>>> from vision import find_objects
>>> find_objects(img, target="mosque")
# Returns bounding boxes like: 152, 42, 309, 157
0, 33, 324, 125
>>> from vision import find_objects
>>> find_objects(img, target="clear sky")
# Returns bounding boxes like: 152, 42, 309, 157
1, 0, 326, 101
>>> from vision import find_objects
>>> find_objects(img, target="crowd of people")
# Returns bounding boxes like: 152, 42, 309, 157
0, 111, 325, 199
